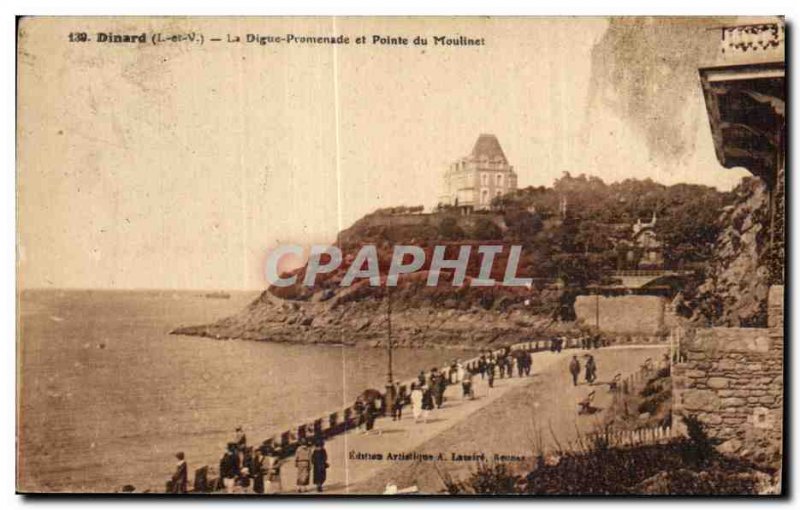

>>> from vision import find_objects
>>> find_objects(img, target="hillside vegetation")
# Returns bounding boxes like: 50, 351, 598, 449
172, 174, 741, 348
272, 173, 730, 310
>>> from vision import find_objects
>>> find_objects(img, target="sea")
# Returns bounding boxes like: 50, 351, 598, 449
17, 289, 474, 492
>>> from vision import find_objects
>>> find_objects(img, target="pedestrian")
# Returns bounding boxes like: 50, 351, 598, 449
569, 355, 581, 386
410, 383, 423, 422
585, 355, 597, 384
251, 445, 265, 494
219, 442, 240, 493
524, 351, 533, 376
238, 447, 253, 490
170, 452, 188, 494
487, 356, 496, 388
421, 384, 434, 422
427, 367, 439, 389
393, 385, 406, 421
311, 440, 329, 492
478, 354, 487, 379
354, 397, 366, 433
434, 371, 446, 409
449, 360, 458, 384
264, 445, 283, 494
364, 398, 378, 433
456, 360, 465, 383
462, 369, 474, 399
294, 438, 311, 493
234, 426, 247, 450
418, 370, 427, 387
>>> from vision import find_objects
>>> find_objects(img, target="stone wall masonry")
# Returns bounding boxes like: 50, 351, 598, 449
672, 285, 784, 468
574, 294, 666, 337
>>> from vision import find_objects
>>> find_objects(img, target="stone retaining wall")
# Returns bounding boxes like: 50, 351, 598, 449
672, 285, 783, 467
574, 294, 665, 336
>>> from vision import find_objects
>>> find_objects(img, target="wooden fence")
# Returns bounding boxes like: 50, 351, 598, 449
580, 424, 674, 451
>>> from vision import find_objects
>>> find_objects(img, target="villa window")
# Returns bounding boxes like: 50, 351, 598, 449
496, 173, 503, 186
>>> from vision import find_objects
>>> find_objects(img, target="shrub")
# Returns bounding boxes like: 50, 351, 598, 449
438, 217, 466, 240
681, 414, 719, 467
471, 217, 503, 240
466, 462, 522, 495
637, 391, 669, 415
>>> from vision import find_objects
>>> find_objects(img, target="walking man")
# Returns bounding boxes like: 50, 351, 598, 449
393, 385, 406, 421
569, 355, 581, 386
585, 355, 597, 384
434, 371, 446, 409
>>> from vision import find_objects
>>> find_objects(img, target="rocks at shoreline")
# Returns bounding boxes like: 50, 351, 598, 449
171, 290, 580, 349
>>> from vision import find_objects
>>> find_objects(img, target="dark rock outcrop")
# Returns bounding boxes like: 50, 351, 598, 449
690, 177, 770, 327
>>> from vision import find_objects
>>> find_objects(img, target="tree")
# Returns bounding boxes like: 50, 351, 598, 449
438, 216, 466, 240
471, 217, 502, 240
504, 209, 543, 242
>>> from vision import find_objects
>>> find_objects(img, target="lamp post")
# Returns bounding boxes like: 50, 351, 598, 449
386, 283, 394, 384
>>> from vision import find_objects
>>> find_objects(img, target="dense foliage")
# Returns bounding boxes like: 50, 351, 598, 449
276, 174, 731, 306
495, 173, 731, 270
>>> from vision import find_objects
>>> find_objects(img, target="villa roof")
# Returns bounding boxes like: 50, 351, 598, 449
469, 134, 508, 163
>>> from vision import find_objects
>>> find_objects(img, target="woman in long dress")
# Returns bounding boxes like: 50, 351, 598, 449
409, 383, 423, 423
311, 441, 328, 492
294, 439, 312, 493
421, 384, 434, 423
263, 446, 283, 494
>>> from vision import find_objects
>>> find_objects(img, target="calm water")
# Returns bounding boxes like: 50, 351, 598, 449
18, 290, 474, 492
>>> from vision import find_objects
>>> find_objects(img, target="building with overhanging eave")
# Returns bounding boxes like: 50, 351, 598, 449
698, 18, 785, 284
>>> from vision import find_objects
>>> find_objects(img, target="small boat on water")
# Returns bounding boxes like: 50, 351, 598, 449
204, 291, 231, 299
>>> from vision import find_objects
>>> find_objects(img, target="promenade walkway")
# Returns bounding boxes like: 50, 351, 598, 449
276, 344, 666, 495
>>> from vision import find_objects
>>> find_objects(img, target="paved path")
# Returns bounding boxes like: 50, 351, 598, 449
275, 345, 666, 495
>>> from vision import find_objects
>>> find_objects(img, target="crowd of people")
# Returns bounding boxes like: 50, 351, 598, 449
166, 334, 609, 494
549, 332, 607, 352
168, 426, 329, 494
370, 350, 539, 426
380, 361, 475, 426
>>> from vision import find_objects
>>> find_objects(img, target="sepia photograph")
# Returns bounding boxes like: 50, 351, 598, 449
15, 15, 786, 496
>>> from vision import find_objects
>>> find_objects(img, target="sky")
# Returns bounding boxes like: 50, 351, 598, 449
17, 17, 753, 290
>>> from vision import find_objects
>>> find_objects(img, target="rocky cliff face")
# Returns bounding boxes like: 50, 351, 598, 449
690, 177, 770, 327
